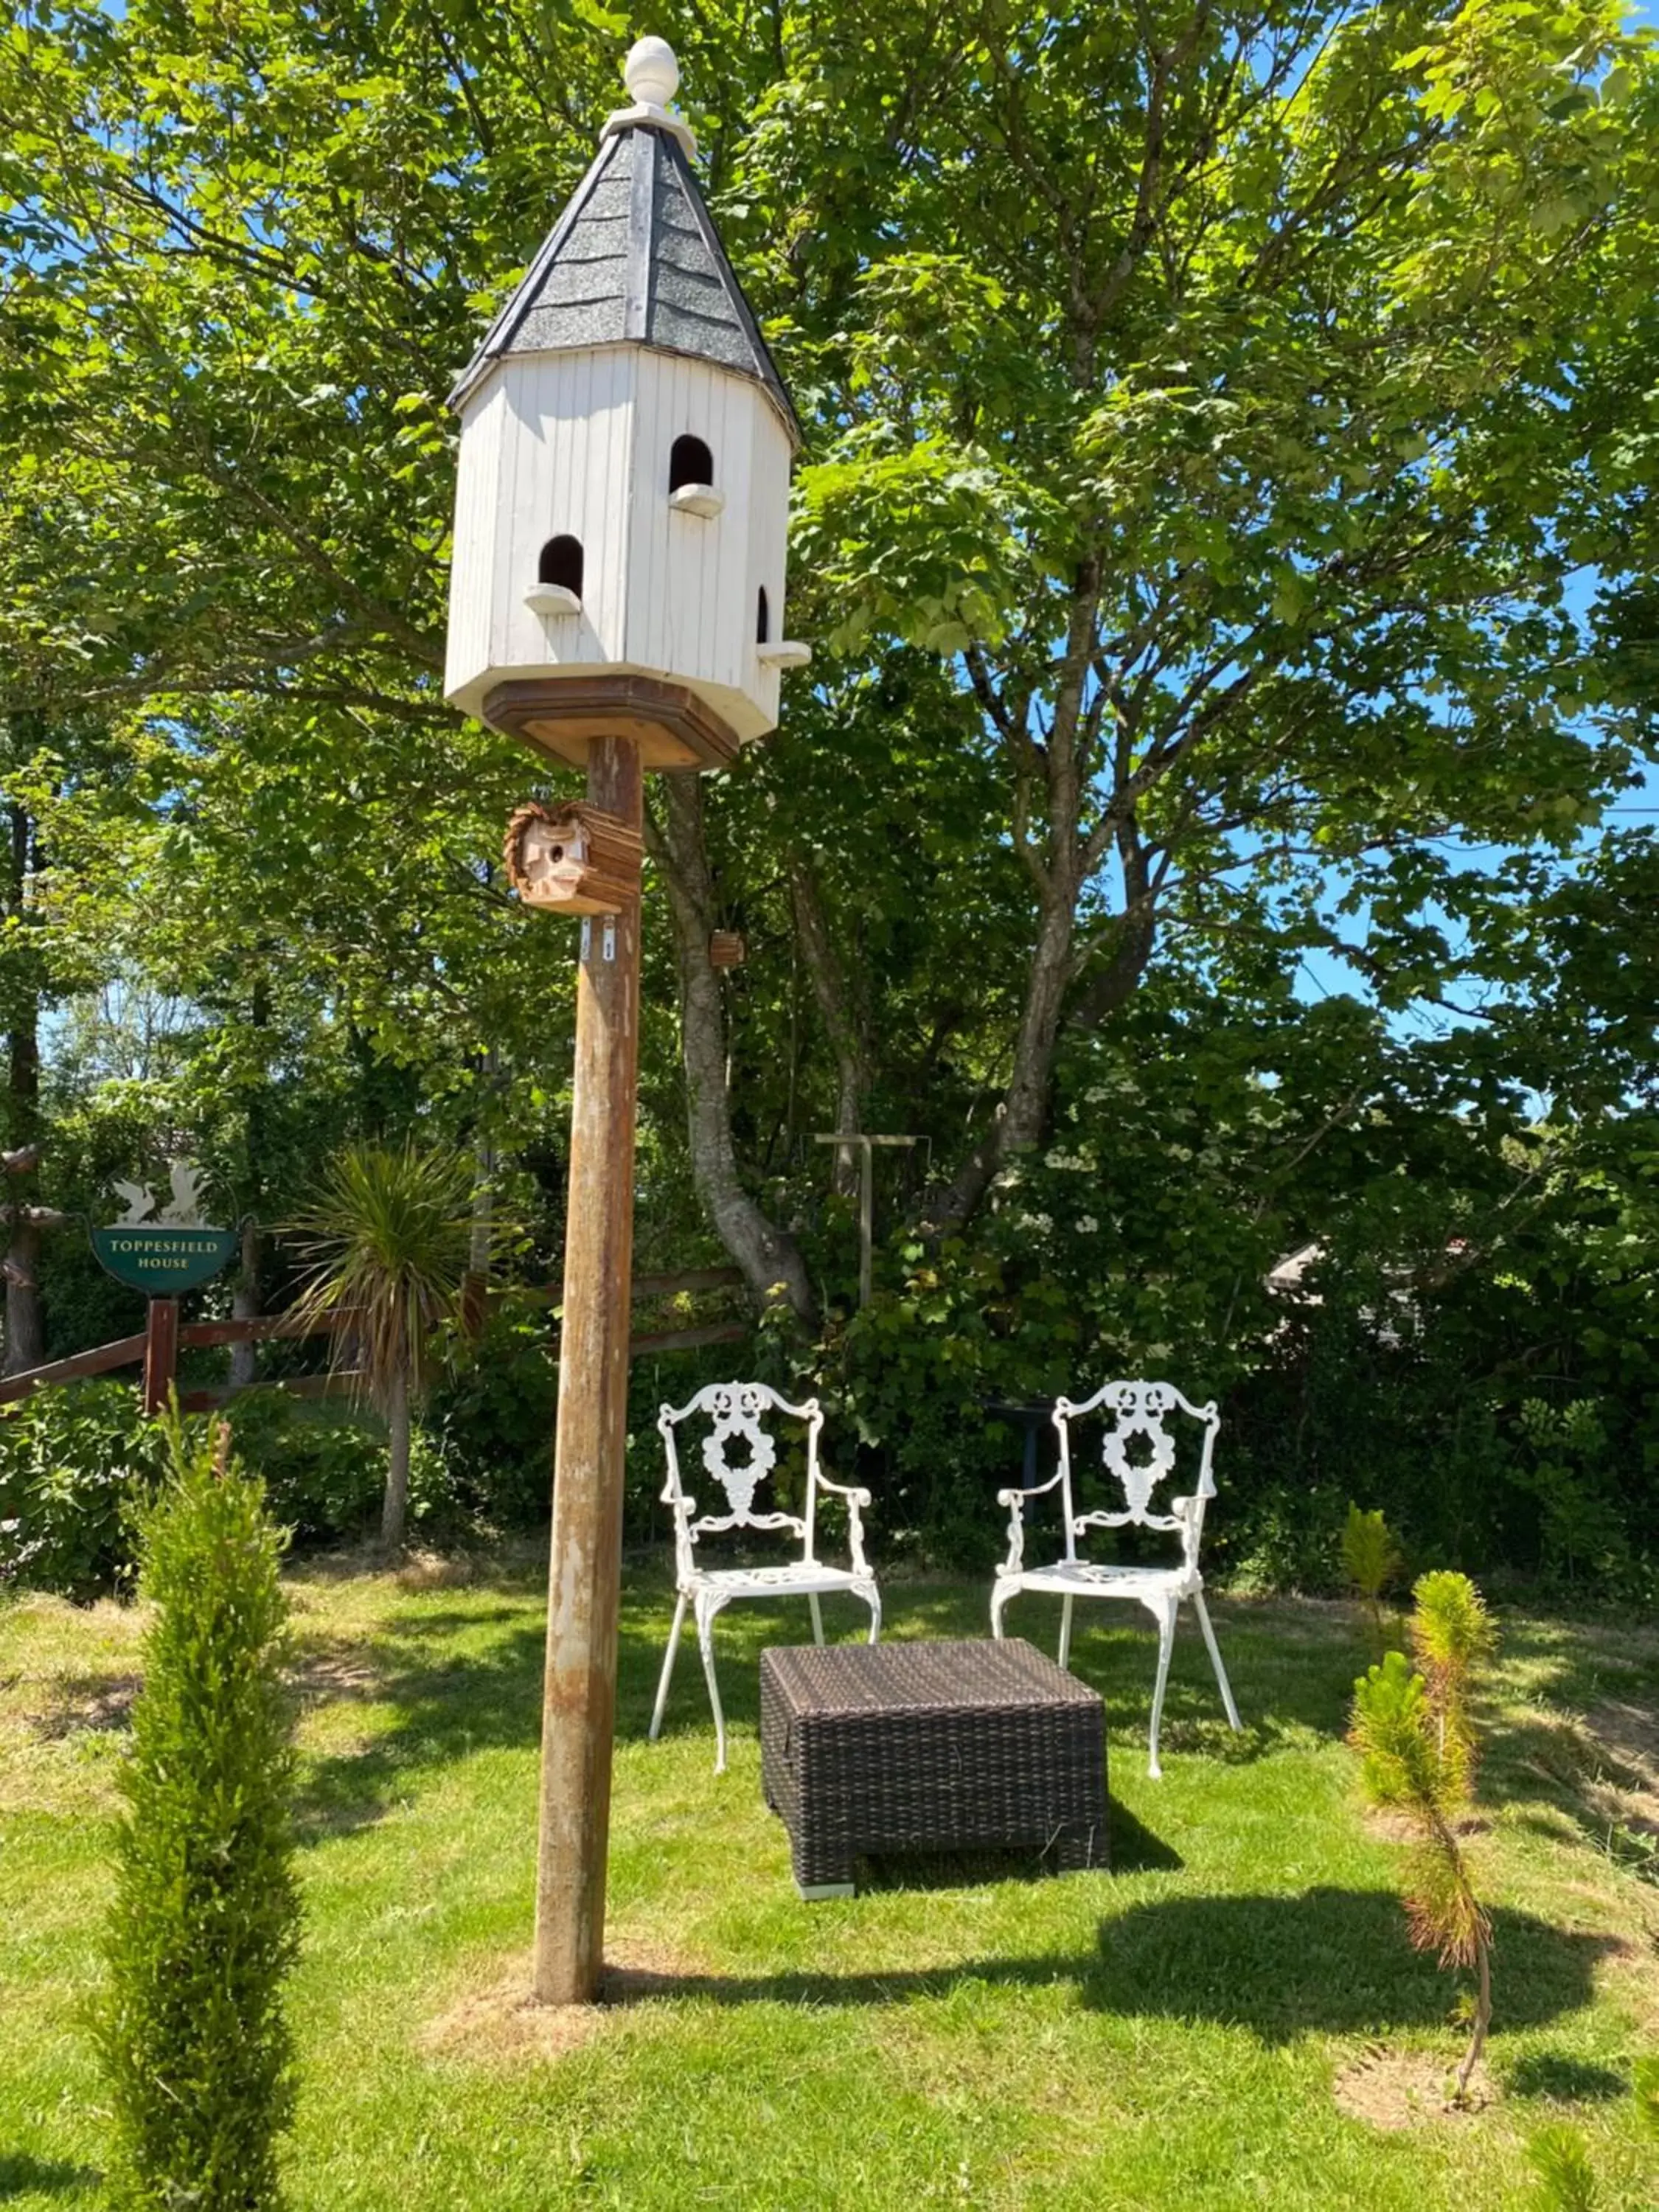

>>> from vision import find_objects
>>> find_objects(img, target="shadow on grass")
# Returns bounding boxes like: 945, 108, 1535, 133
1505, 2051, 1629, 2101
0, 2153, 98, 2199
601, 1890, 1611, 2043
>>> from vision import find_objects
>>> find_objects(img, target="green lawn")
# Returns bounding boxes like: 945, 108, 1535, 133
2, 1554, 1655, 2208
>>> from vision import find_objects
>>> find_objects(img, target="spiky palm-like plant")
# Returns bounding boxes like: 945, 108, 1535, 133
288, 1142, 476, 1548
1349, 1569, 1498, 2106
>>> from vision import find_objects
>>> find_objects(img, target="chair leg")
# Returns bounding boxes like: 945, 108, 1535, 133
649, 1589, 689, 1742
860, 1580, 882, 1644
990, 1579, 1013, 1639
1057, 1593, 1075, 1672
1192, 1590, 1242, 1731
807, 1591, 825, 1647
694, 1592, 729, 1774
1147, 1596, 1178, 1781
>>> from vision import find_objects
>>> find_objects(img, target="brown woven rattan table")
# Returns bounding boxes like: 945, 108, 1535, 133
760, 1638, 1107, 1898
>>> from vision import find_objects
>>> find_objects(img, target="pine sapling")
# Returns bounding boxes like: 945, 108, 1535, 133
1342, 1503, 1402, 1644
1348, 1570, 1498, 2106
1525, 2056, 1659, 2208
94, 1413, 300, 2209
1526, 2123, 1599, 2211
1411, 1568, 1496, 1798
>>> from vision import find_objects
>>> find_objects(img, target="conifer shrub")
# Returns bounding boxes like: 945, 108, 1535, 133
1410, 1567, 1496, 1796
1349, 1571, 1497, 2104
1526, 2056, 1659, 2208
1341, 1503, 1402, 1642
94, 1413, 301, 2209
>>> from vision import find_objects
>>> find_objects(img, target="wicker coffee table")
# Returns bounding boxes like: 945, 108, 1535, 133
760, 1638, 1107, 1898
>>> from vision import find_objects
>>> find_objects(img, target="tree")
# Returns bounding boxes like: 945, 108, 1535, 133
768, 0, 1658, 1225
288, 1142, 476, 1548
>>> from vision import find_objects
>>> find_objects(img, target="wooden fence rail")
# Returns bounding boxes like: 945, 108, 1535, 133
0, 1276, 751, 1408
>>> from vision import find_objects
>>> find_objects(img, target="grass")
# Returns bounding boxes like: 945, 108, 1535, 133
1, 1552, 1657, 2208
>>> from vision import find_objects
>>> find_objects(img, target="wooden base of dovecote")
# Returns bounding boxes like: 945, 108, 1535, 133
481, 674, 743, 772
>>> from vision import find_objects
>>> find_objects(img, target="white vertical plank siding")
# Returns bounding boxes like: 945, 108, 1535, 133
444, 341, 796, 739
746, 400, 790, 726
443, 378, 504, 698
627, 352, 763, 695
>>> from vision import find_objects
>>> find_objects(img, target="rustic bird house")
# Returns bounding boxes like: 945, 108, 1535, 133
503, 800, 645, 915
445, 36, 810, 772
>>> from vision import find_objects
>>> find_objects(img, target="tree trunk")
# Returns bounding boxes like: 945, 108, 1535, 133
230, 968, 271, 1388
650, 776, 816, 1324
930, 578, 1102, 1236
3, 1214, 44, 1374
381, 1364, 411, 1549
933, 884, 1077, 1233
462, 1124, 495, 1340
2, 802, 45, 1374
788, 857, 869, 1196
229, 1219, 260, 1388
1454, 1927, 1492, 2104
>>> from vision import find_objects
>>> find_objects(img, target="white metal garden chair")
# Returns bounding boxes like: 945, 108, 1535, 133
650, 1381, 881, 1772
990, 1380, 1241, 1777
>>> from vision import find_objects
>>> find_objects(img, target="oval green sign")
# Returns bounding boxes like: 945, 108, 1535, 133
91, 1225, 237, 1294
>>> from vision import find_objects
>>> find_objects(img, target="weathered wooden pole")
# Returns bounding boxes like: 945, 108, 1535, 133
440, 35, 813, 2006
532, 734, 644, 2006
142, 1295, 180, 1416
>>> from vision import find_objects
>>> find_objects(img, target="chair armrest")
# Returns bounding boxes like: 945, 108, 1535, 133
995, 1465, 1066, 1510
1172, 1492, 1202, 1568
815, 1470, 873, 1506
813, 1470, 872, 1576
997, 1467, 1065, 1576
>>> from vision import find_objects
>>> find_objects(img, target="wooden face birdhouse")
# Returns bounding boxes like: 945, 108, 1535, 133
445, 37, 810, 773
502, 800, 645, 914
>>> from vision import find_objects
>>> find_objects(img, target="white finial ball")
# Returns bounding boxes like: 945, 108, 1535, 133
624, 35, 679, 109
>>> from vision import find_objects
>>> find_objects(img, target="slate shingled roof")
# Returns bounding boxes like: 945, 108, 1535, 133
448, 122, 799, 445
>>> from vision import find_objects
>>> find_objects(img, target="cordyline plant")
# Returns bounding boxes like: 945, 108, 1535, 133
1342, 1503, 1402, 1645
288, 1141, 476, 1548
1349, 1571, 1498, 2105
94, 1412, 299, 2209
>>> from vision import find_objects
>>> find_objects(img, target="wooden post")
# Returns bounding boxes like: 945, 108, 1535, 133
858, 1141, 874, 1311
532, 734, 644, 2006
813, 1134, 923, 1310
142, 1295, 179, 1416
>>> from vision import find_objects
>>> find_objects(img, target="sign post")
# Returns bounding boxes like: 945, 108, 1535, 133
142, 1297, 181, 1416
91, 1167, 236, 1416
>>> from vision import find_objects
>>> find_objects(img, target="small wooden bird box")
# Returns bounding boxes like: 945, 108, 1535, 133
708, 931, 746, 969
504, 801, 643, 915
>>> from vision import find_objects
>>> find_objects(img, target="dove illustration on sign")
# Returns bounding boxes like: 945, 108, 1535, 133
111, 1161, 212, 1227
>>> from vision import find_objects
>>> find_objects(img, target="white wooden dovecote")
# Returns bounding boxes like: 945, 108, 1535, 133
444, 37, 810, 772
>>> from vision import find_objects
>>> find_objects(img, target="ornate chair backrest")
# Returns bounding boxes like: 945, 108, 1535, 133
658, 1381, 824, 1580
1051, 1380, 1220, 1569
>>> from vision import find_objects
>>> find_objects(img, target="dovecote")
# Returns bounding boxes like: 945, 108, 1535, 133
445, 38, 810, 772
